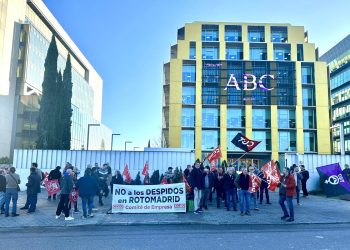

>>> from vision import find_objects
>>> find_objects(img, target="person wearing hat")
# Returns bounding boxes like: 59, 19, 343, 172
342, 164, 350, 183
47, 166, 62, 200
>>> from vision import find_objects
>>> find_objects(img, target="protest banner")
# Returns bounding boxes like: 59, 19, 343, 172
112, 183, 186, 213
44, 179, 60, 196
317, 163, 350, 197
248, 173, 261, 193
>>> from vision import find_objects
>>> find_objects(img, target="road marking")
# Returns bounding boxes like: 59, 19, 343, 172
315, 236, 324, 239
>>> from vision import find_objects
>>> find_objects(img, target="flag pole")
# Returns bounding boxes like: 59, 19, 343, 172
231, 151, 249, 167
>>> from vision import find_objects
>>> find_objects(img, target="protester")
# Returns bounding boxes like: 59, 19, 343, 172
71, 167, 80, 213
76, 168, 98, 218
248, 166, 259, 211
165, 167, 174, 183
235, 167, 251, 216
259, 171, 271, 204
300, 165, 309, 197
214, 166, 224, 208
5, 167, 21, 217
24, 167, 41, 213
190, 162, 203, 214
200, 167, 214, 210
293, 166, 302, 206
279, 167, 296, 222
0, 169, 6, 214
184, 165, 191, 178
96, 164, 110, 206
143, 174, 150, 185
48, 166, 62, 200
110, 170, 123, 192
31, 162, 44, 181
55, 169, 74, 221
223, 167, 237, 211
342, 164, 350, 183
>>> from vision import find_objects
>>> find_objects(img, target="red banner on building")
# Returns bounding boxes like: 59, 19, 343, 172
262, 160, 281, 191
142, 161, 149, 176
44, 179, 60, 196
248, 173, 261, 193
207, 146, 222, 163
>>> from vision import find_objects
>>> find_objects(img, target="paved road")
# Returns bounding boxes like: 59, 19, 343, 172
0, 224, 349, 250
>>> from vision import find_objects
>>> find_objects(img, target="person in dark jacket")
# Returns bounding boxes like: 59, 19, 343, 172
25, 167, 41, 213
259, 171, 271, 204
48, 166, 62, 200
300, 165, 309, 197
223, 167, 237, 211
236, 167, 251, 216
200, 167, 214, 210
0, 169, 6, 214
55, 169, 74, 221
110, 170, 123, 193
279, 167, 296, 222
190, 162, 204, 214
214, 167, 224, 208
76, 168, 98, 218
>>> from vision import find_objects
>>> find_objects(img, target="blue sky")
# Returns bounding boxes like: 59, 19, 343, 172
43, 0, 349, 150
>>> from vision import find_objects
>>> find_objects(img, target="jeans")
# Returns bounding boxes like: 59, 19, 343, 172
28, 194, 38, 212
56, 194, 70, 217
5, 188, 18, 215
201, 188, 211, 208
301, 180, 308, 196
0, 191, 5, 212
259, 186, 270, 203
295, 186, 300, 204
193, 188, 202, 211
251, 192, 258, 209
239, 189, 250, 213
23, 195, 30, 209
81, 195, 94, 217
279, 194, 294, 219
225, 188, 237, 210
216, 189, 223, 207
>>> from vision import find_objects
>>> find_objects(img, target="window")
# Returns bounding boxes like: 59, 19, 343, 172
301, 63, 314, 84
297, 44, 304, 61
202, 25, 219, 41
202, 44, 219, 59
252, 131, 271, 151
182, 86, 195, 104
177, 27, 185, 40
250, 44, 267, 60
270, 26, 288, 42
227, 130, 243, 151
278, 109, 296, 128
274, 44, 291, 61
189, 41, 196, 59
202, 130, 219, 150
181, 130, 194, 149
202, 87, 220, 104
302, 87, 315, 106
226, 43, 243, 60
248, 26, 265, 42
182, 108, 195, 127
303, 109, 316, 129
225, 25, 242, 41
252, 109, 270, 128
202, 108, 219, 127
304, 131, 316, 152
227, 108, 245, 128
182, 64, 196, 82
278, 131, 296, 151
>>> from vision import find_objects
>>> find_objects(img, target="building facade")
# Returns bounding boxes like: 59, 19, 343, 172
0, 0, 112, 159
163, 22, 331, 167
320, 35, 350, 154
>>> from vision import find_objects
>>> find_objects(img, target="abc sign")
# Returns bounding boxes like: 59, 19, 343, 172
225, 73, 274, 91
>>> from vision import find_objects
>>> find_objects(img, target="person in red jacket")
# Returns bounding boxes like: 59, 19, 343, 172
279, 167, 296, 222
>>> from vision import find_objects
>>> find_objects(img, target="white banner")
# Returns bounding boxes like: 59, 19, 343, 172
112, 183, 186, 213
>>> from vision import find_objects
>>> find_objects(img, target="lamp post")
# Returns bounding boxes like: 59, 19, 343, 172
124, 141, 132, 152
87, 123, 100, 150
111, 133, 121, 150
133, 146, 140, 151
331, 123, 344, 155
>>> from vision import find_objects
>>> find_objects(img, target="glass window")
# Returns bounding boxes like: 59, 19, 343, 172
202, 87, 220, 105
278, 131, 296, 151
248, 26, 265, 42
227, 108, 245, 128
181, 130, 194, 149
202, 108, 219, 127
252, 131, 271, 151
297, 44, 304, 61
202, 25, 219, 41
302, 63, 314, 84
270, 26, 288, 42
252, 109, 270, 128
227, 130, 244, 151
189, 41, 196, 59
226, 43, 243, 60
225, 25, 242, 41
182, 64, 196, 82
182, 107, 195, 127
250, 44, 267, 60
274, 44, 291, 61
278, 109, 296, 128
304, 131, 316, 152
302, 87, 315, 106
182, 86, 195, 104
303, 109, 316, 129
202, 44, 219, 59
202, 130, 219, 150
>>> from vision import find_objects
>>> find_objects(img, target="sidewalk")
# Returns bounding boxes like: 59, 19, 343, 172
0, 190, 349, 229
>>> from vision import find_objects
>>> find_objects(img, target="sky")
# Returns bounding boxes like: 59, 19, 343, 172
43, 0, 350, 150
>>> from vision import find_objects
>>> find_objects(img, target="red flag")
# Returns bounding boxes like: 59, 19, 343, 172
142, 161, 149, 176
69, 188, 79, 204
123, 164, 132, 184
262, 160, 281, 191
183, 176, 191, 193
161, 177, 168, 184
248, 173, 261, 193
207, 146, 222, 163
44, 179, 60, 196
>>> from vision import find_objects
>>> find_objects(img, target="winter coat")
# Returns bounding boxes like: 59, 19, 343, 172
60, 174, 73, 195
0, 175, 7, 192
280, 174, 296, 197
294, 172, 302, 188
190, 167, 204, 189
26, 172, 41, 195
223, 173, 237, 191
202, 173, 214, 189
110, 174, 123, 192
236, 173, 250, 190
301, 169, 309, 181
214, 173, 224, 191
77, 176, 98, 196
49, 168, 62, 181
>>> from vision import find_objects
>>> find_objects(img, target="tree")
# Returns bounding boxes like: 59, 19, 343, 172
54, 71, 63, 149
36, 35, 58, 149
0, 157, 11, 164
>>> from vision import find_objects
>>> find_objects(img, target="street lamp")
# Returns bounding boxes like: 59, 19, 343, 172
87, 123, 100, 150
124, 141, 132, 152
111, 133, 121, 150
133, 146, 140, 151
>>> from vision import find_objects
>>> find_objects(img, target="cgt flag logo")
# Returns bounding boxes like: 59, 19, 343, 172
261, 160, 281, 191
231, 133, 261, 152
317, 163, 350, 197
207, 146, 222, 163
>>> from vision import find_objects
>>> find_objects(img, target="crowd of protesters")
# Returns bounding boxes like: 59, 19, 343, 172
0, 158, 329, 223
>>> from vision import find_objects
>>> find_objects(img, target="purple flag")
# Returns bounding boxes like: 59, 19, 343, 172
317, 163, 350, 197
